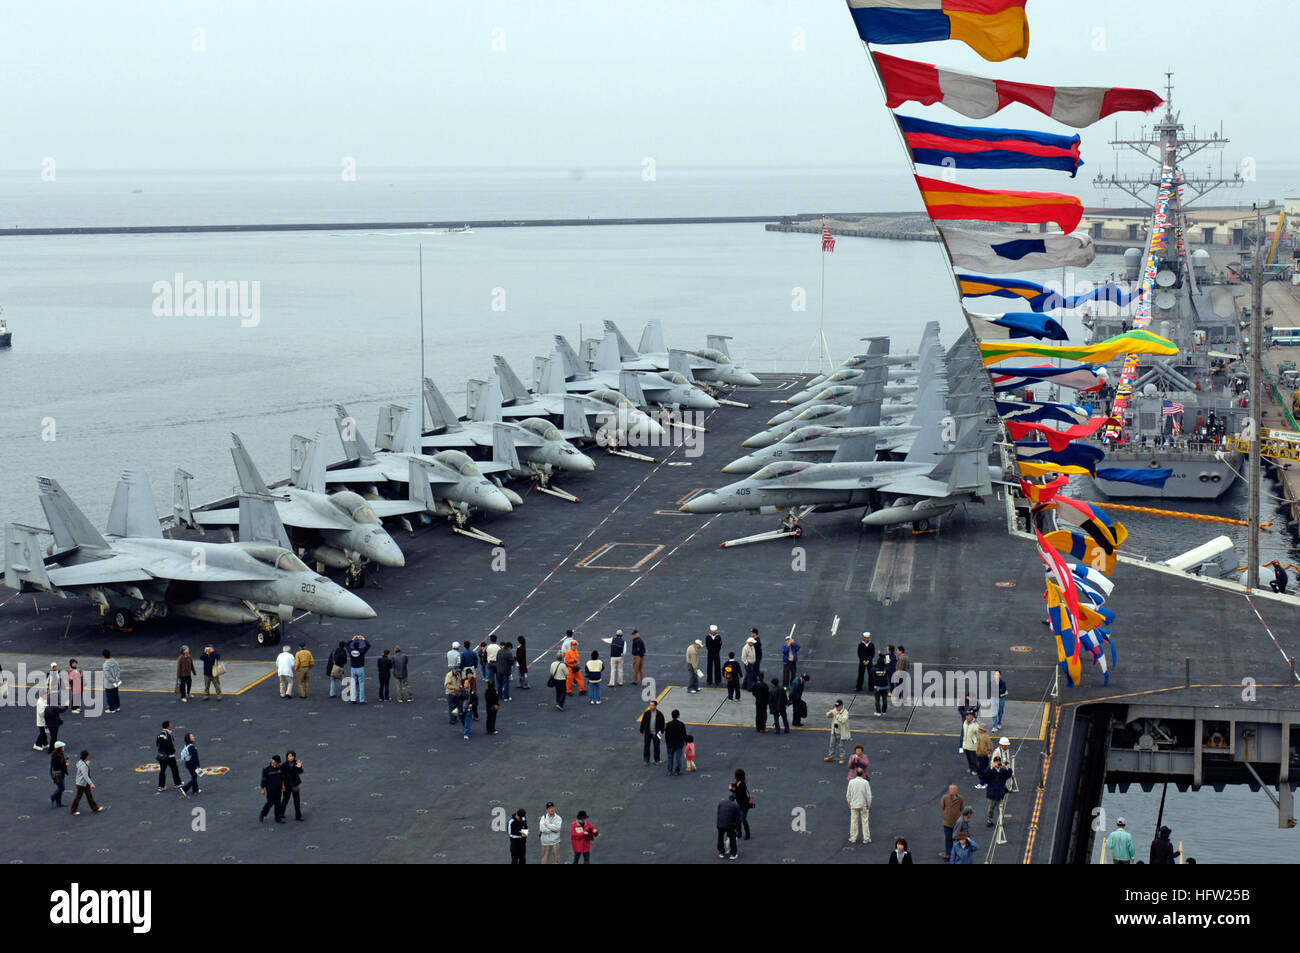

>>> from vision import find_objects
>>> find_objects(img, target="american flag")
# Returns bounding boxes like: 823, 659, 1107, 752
821, 223, 836, 253
1162, 400, 1185, 415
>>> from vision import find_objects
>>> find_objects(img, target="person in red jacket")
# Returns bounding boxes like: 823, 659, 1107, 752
570, 810, 599, 863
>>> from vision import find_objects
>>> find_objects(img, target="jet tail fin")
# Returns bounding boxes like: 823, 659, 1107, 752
927, 415, 989, 488
424, 378, 463, 431
554, 336, 587, 379
603, 321, 639, 361
229, 433, 271, 495
491, 423, 521, 470
38, 478, 110, 551
106, 469, 163, 539
639, 319, 666, 355
289, 434, 326, 494
376, 404, 420, 455
237, 494, 292, 549
493, 356, 532, 403
831, 429, 878, 464
706, 334, 733, 359
538, 354, 567, 395
668, 350, 696, 382
173, 468, 198, 530
563, 396, 592, 439
335, 405, 375, 463
406, 458, 438, 511
618, 370, 647, 406
4, 523, 57, 593
471, 375, 505, 423
902, 383, 955, 469
593, 332, 622, 373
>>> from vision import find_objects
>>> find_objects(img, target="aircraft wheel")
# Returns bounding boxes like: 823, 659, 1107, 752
793, 526, 803, 537
914, 518, 930, 532
256, 629, 269, 647
112, 609, 131, 629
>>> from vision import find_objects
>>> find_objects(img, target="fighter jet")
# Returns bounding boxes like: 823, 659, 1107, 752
741, 398, 918, 449
768, 335, 941, 425
325, 403, 517, 543
782, 365, 918, 406
551, 333, 719, 411
491, 354, 669, 457
723, 362, 932, 475
603, 320, 762, 388
176, 433, 409, 573
682, 413, 999, 539
801, 321, 942, 390
3, 471, 375, 642
422, 375, 595, 497
860, 415, 1002, 531
765, 380, 917, 427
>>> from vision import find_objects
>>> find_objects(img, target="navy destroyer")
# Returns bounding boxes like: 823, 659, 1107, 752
1084, 78, 1248, 500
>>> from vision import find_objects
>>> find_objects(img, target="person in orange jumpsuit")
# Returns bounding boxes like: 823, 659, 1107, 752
564, 632, 586, 695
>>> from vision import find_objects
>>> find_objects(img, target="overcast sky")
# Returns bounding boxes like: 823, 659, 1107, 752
2, 0, 1291, 174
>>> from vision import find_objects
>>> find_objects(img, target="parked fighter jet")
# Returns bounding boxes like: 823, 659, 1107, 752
682, 414, 998, 540
741, 398, 917, 449
177, 433, 409, 574
765, 380, 918, 427
782, 365, 918, 406
604, 320, 762, 388
801, 322, 942, 390
860, 416, 1001, 531
491, 355, 668, 456
422, 375, 595, 498
551, 334, 719, 411
723, 362, 931, 475
3, 471, 375, 642
326, 403, 517, 543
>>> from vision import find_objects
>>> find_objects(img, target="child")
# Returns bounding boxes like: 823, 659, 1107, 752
684, 734, 698, 772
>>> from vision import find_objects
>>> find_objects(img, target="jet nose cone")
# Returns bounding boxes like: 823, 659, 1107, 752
680, 492, 719, 514
722, 456, 756, 475
368, 532, 405, 568
743, 432, 775, 449
333, 589, 377, 620
568, 453, 596, 472
737, 372, 762, 387
478, 485, 514, 514
685, 392, 719, 410
766, 410, 794, 426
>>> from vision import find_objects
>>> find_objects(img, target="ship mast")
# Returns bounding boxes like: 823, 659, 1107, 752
1095, 75, 1261, 588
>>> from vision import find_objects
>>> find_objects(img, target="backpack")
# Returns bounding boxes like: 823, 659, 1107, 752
156, 732, 171, 758
723, 661, 739, 681
797, 698, 809, 719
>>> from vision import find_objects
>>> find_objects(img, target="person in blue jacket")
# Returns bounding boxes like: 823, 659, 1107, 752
949, 830, 979, 864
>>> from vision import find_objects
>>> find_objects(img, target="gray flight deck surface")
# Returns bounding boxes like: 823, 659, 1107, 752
2, 373, 1297, 864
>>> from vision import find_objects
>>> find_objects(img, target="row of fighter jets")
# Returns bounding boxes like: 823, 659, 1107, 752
2, 321, 761, 642
678, 323, 1006, 547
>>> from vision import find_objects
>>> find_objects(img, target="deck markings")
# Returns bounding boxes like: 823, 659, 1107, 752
575, 542, 665, 571
1243, 592, 1300, 683
476, 404, 728, 667
868, 535, 915, 605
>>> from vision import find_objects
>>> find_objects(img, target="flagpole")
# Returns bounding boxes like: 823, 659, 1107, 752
819, 216, 828, 372
419, 243, 426, 430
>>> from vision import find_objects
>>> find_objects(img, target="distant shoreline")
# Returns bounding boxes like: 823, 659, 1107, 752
0, 212, 908, 237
